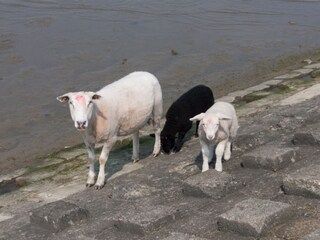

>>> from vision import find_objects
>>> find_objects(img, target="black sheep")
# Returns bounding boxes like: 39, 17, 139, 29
161, 85, 214, 153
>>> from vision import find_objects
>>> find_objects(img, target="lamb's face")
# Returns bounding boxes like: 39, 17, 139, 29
160, 132, 175, 154
57, 92, 101, 131
202, 115, 219, 141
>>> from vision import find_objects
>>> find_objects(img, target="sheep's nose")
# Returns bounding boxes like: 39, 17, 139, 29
207, 135, 214, 141
76, 121, 86, 129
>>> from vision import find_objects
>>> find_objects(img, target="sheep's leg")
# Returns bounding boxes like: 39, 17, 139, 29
215, 140, 228, 172
152, 85, 163, 157
132, 131, 140, 163
151, 116, 161, 157
84, 141, 96, 187
200, 140, 213, 172
95, 139, 115, 190
173, 132, 186, 153
153, 126, 161, 157
224, 141, 231, 161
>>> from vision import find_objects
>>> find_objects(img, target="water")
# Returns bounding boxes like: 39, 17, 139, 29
1, 0, 320, 173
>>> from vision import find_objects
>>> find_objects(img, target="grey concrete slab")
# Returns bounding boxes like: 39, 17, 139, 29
283, 164, 320, 199
162, 232, 209, 240
293, 68, 314, 75
275, 72, 303, 79
241, 144, 300, 171
217, 198, 294, 237
112, 201, 181, 236
302, 229, 320, 240
29, 200, 89, 232
182, 170, 242, 199
292, 132, 320, 146
304, 63, 320, 69
263, 79, 283, 85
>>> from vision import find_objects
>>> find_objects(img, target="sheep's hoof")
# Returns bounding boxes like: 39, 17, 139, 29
152, 152, 160, 158
86, 183, 94, 188
94, 184, 104, 190
172, 146, 181, 153
132, 159, 140, 163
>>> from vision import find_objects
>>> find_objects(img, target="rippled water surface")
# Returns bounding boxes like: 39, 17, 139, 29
1, 0, 320, 173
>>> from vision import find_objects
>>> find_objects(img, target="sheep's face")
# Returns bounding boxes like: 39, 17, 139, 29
57, 92, 101, 131
190, 112, 231, 142
160, 132, 175, 154
202, 115, 219, 141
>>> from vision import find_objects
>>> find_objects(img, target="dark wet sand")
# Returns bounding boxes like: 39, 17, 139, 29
1, 0, 320, 174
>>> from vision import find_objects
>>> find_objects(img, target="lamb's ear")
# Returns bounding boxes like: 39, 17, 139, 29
92, 94, 102, 100
57, 94, 69, 103
190, 113, 205, 121
217, 113, 231, 120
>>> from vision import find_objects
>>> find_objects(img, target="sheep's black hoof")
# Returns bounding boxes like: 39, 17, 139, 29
86, 183, 94, 188
94, 185, 104, 190
172, 146, 181, 153
132, 159, 140, 163
195, 133, 199, 138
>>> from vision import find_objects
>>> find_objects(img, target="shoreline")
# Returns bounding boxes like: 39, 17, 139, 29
0, 57, 320, 239
1, 57, 320, 198
2, 50, 320, 176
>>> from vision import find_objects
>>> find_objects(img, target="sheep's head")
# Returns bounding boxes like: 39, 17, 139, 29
190, 112, 230, 141
160, 132, 175, 154
57, 92, 101, 131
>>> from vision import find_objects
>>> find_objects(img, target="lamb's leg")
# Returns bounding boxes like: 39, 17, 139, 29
215, 140, 228, 172
224, 141, 231, 161
132, 131, 140, 163
200, 140, 213, 172
85, 141, 96, 187
95, 139, 115, 190
195, 121, 200, 137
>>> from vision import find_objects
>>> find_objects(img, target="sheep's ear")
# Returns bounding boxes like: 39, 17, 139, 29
190, 113, 205, 121
217, 113, 231, 120
57, 94, 69, 103
92, 94, 102, 100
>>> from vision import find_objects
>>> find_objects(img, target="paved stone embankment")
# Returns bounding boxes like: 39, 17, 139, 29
0, 61, 320, 240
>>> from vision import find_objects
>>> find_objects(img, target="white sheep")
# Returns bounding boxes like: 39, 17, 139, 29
190, 102, 239, 172
57, 72, 163, 189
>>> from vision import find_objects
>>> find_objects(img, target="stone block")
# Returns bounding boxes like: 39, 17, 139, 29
302, 229, 320, 240
216, 96, 235, 103
304, 63, 320, 69
217, 198, 294, 237
29, 200, 89, 232
282, 164, 320, 199
275, 72, 302, 79
292, 131, 320, 146
263, 79, 283, 86
163, 232, 209, 240
56, 148, 87, 160
182, 171, 241, 199
241, 144, 299, 171
113, 202, 180, 236
293, 68, 314, 75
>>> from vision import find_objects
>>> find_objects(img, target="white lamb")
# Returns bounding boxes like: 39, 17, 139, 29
190, 102, 239, 172
57, 72, 163, 189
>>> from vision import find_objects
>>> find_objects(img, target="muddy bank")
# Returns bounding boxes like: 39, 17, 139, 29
1, 0, 320, 174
